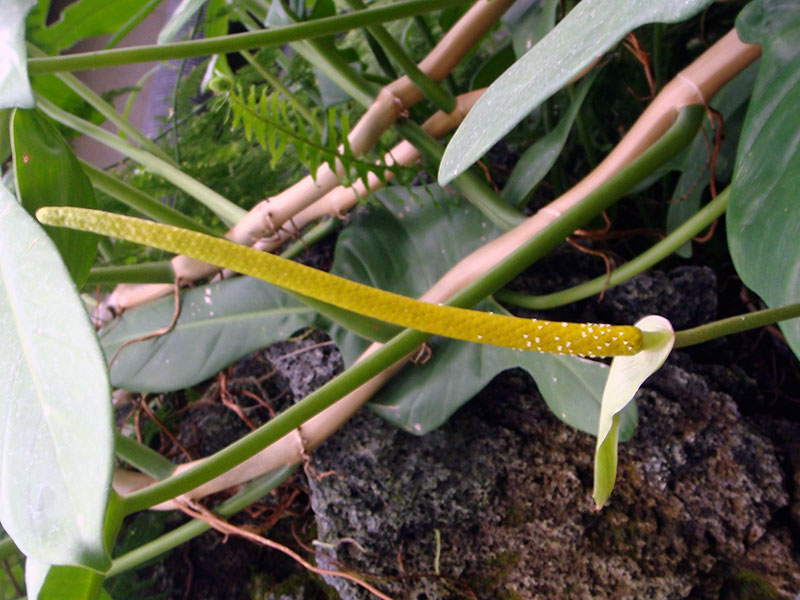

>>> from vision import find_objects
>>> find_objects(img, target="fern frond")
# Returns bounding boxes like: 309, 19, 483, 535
210, 76, 415, 192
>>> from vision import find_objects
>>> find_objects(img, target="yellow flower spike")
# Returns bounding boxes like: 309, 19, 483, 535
593, 315, 675, 509
36, 206, 644, 357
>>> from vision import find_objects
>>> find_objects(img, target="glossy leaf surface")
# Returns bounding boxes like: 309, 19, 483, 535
438, 0, 714, 184
728, 0, 800, 359
100, 277, 317, 392
0, 185, 112, 571
12, 108, 98, 286
0, 0, 35, 109
327, 187, 636, 438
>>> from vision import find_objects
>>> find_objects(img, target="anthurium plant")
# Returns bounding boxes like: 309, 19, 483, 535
1, 0, 799, 597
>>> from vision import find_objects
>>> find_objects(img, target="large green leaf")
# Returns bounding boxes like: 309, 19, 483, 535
438, 0, 714, 184
12, 108, 98, 287
0, 0, 36, 110
0, 185, 112, 571
28, 0, 153, 53
728, 0, 800, 359
100, 277, 318, 392
326, 187, 636, 438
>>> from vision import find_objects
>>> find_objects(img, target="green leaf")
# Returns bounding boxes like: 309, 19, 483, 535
0, 0, 36, 109
438, 0, 714, 184
25, 559, 109, 600
728, 0, 800, 359
593, 315, 673, 508
0, 109, 11, 164
0, 185, 112, 571
100, 277, 318, 393
502, 70, 599, 208
325, 186, 636, 438
11, 108, 98, 286
29, 0, 153, 53
501, 0, 559, 59
469, 43, 516, 91
158, 0, 206, 44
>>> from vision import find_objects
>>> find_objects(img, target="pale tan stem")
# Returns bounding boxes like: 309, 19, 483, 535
251, 89, 486, 253
107, 0, 515, 312
113, 30, 760, 507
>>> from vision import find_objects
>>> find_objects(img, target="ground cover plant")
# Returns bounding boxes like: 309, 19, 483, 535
1, 0, 799, 597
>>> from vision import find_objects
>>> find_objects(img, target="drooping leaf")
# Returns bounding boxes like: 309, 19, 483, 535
0, 185, 112, 571
325, 186, 636, 438
503, 69, 599, 208
100, 277, 318, 393
0, 0, 36, 110
29, 0, 153, 53
728, 0, 800, 359
593, 315, 673, 508
438, 0, 715, 184
12, 108, 98, 286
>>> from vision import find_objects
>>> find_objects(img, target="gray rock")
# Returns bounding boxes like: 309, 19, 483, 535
307, 361, 796, 599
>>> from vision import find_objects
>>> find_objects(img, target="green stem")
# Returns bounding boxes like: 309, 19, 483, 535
97, 237, 115, 261
37, 95, 246, 226
365, 30, 399, 80
107, 466, 295, 576
280, 217, 340, 260
441, 106, 704, 313
27, 0, 470, 74
239, 49, 322, 133
343, 0, 456, 113
119, 105, 702, 515
411, 15, 458, 95
80, 161, 219, 235
674, 301, 800, 349
115, 432, 176, 480
105, 0, 164, 49
496, 187, 729, 309
86, 261, 175, 285
27, 44, 175, 165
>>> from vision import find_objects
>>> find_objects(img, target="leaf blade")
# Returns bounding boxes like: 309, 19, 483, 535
438, 0, 714, 184
727, 0, 800, 359
0, 185, 112, 571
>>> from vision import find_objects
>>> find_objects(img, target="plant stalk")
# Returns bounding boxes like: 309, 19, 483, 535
115, 105, 702, 511
343, 0, 456, 113
674, 302, 800, 348
36, 95, 246, 226
27, 0, 472, 74
496, 187, 729, 309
